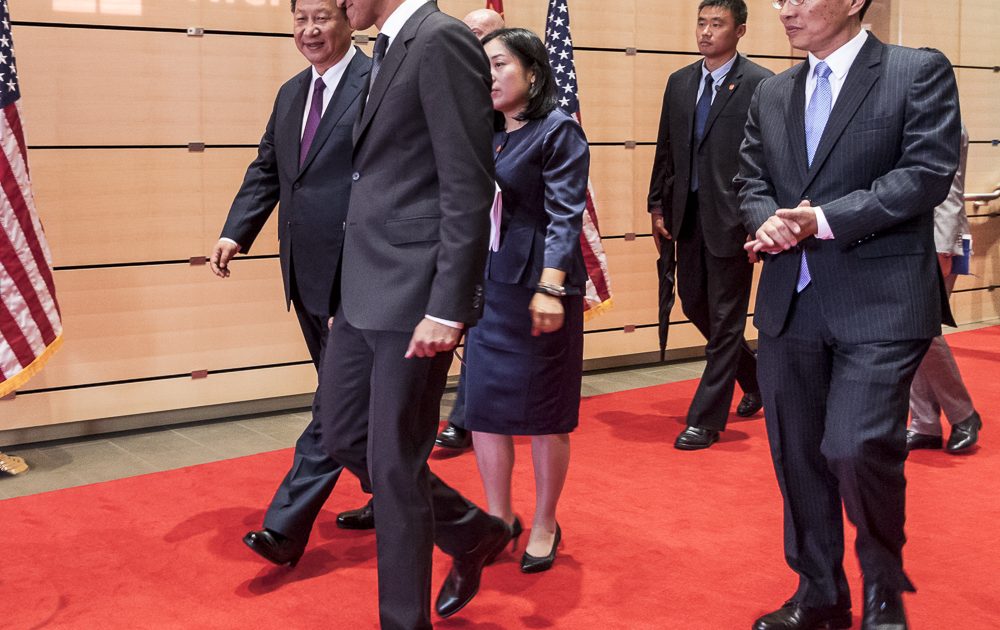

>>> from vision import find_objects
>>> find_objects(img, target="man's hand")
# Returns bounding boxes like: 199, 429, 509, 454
775, 201, 818, 241
210, 239, 241, 278
650, 210, 672, 255
529, 293, 565, 337
744, 200, 813, 256
405, 317, 461, 358
938, 253, 953, 278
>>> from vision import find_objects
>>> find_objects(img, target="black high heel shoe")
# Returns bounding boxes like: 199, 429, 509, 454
485, 516, 522, 565
520, 524, 561, 573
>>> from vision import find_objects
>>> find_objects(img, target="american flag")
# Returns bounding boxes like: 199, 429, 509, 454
485, 0, 504, 16
0, 0, 63, 398
545, 0, 612, 316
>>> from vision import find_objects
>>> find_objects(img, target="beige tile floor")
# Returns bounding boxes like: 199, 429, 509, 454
1, 318, 994, 500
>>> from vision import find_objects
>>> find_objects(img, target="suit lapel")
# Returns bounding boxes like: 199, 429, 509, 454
698, 55, 741, 149
800, 36, 884, 194
354, 2, 436, 147
299, 50, 370, 174
280, 69, 311, 180
680, 63, 701, 147
785, 61, 810, 185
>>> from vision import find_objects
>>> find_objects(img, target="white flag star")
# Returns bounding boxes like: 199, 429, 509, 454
554, 63, 565, 74
559, 97, 570, 107
558, 50, 569, 60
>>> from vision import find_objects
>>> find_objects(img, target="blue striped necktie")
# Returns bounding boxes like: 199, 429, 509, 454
797, 61, 832, 293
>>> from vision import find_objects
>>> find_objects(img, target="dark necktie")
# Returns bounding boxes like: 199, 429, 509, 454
300, 76, 325, 167
691, 72, 714, 192
371, 33, 390, 87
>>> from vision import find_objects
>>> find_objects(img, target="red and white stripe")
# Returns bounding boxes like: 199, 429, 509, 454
0, 101, 62, 395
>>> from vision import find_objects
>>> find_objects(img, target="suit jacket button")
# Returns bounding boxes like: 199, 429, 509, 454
293, 182, 301, 190
352, 172, 360, 181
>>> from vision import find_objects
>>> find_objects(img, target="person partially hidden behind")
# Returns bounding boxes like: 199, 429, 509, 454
434, 6, 506, 452
210, 0, 374, 568
463, 27, 590, 574
736, 0, 961, 628
647, 0, 771, 451
906, 124, 983, 455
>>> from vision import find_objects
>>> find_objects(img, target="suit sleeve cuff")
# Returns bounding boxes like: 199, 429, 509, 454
425, 315, 464, 330
814, 206, 834, 240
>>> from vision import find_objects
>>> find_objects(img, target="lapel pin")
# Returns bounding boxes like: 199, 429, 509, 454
728, 84, 736, 91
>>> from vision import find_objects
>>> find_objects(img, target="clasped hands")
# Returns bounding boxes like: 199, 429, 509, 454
744, 200, 818, 263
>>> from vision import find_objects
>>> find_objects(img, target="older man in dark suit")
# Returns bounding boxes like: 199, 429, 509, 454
211, 0, 373, 567
323, 0, 509, 627
737, 0, 960, 628
648, 0, 772, 451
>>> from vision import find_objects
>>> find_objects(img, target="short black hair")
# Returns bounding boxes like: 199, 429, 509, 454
698, 0, 748, 26
481, 28, 557, 123
859, 0, 874, 20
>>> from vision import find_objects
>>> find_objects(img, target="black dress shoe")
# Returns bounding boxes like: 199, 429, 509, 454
946, 411, 982, 453
737, 391, 764, 417
436, 423, 472, 450
861, 584, 907, 630
674, 425, 720, 450
485, 516, 523, 566
905, 430, 942, 451
520, 524, 561, 573
435, 516, 510, 618
752, 600, 852, 630
336, 498, 375, 530
242, 528, 304, 567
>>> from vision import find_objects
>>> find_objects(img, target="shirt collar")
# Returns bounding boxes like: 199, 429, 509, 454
701, 53, 739, 84
379, 0, 429, 43
311, 45, 358, 86
808, 28, 868, 80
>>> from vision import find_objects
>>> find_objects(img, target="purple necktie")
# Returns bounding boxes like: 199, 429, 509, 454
300, 76, 325, 167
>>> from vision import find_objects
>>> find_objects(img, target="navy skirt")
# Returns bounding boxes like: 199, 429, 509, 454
463, 280, 584, 435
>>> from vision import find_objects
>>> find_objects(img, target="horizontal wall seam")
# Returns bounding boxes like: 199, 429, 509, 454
12, 22, 1000, 69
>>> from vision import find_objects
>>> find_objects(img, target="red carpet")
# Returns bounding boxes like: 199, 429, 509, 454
3, 326, 998, 629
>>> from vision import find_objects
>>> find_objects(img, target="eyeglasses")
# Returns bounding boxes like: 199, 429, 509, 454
771, 0, 806, 8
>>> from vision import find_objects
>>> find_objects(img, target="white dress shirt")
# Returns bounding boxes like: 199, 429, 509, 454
804, 29, 869, 240
696, 52, 738, 106
300, 46, 358, 138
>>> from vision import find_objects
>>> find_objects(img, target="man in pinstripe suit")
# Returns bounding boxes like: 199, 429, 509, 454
736, 1, 960, 628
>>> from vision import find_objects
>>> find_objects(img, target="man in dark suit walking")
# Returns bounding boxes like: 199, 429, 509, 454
737, 1, 960, 628
648, 0, 771, 451
323, 0, 509, 627
211, 0, 373, 568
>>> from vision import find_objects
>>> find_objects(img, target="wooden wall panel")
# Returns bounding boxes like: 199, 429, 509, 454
33, 149, 205, 266
590, 146, 635, 237
633, 145, 655, 228
201, 35, 305, 144
26, 260, 305, 390
959, 0, 1000, 67
19, 0, 291, 33
964, 144, 999, 196
15, 27, 202, 146
957, 69, 1000, 143
576, 50, 634, 143
30, 148, 278, 266
569, 0, 636, 49
1, 364, 317, 432
894, 0, 961, 62
583, 238, 657, 332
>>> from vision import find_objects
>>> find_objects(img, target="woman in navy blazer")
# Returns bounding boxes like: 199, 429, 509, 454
462, 28, 590, 574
